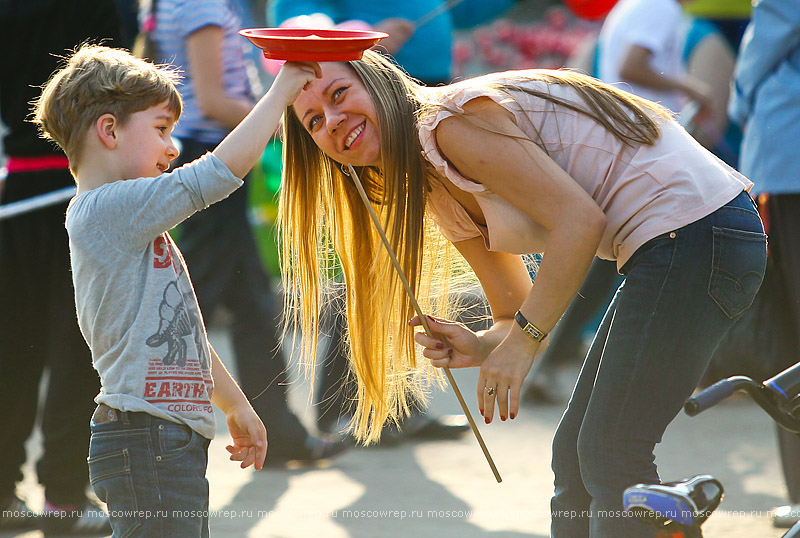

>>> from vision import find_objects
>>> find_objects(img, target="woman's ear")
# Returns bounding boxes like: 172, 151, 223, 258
96, 113, 118, 149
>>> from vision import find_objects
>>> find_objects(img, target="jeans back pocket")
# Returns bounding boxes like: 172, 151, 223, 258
88, 448, 141, 537
708, 226, 767, 319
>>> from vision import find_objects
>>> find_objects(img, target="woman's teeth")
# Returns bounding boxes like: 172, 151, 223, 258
344, 123, 364, 149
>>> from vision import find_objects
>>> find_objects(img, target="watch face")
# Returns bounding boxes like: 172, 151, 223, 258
526, 326, 544, 341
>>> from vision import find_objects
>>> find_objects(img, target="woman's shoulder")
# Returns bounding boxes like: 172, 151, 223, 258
416, 73, 541, 194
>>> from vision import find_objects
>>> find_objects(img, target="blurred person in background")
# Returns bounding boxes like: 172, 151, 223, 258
269, 0, 517, 86
597, 0, 714, 118
0, 0, 121, 533
728, 0, 800, 528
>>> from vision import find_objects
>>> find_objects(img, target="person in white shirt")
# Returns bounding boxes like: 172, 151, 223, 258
598, 0, 713, 116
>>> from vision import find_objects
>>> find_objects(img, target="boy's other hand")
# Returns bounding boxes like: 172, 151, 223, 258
224, 406, 267, 470
271, 61, 322, 106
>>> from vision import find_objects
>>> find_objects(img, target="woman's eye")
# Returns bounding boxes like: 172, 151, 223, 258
333, 86, 346, 100
308, 115, 321, 131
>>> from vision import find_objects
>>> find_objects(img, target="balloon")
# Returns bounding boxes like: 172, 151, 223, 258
563, 0, 618, 21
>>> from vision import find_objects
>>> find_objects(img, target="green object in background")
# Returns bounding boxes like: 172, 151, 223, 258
248, 138, 283, 277
261, 137, 284, 195
682, 0, 752, 18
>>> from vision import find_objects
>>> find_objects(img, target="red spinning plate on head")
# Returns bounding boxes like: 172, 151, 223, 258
239, 28, 389, 61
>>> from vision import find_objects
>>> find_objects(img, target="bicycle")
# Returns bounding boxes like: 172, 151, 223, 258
622, 361, 800, 538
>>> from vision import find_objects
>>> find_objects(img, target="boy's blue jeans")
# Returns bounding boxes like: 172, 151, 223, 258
88, 406, 211, 538
550, 191, 766, 537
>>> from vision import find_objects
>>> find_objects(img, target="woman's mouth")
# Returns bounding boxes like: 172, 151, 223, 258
344, 122, 365, 150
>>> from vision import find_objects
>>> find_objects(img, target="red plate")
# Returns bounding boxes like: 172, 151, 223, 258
239, 28, 389, 62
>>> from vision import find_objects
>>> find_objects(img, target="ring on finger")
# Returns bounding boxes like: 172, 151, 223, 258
486, 386, 496, 396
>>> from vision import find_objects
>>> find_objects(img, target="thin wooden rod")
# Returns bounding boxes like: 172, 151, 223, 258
346, 164, 502, 483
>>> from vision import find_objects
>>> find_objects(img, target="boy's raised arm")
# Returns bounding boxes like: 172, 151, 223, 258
213, 62, 321, 178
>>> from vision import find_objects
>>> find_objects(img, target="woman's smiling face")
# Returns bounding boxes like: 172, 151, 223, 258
292, 62, 381, 168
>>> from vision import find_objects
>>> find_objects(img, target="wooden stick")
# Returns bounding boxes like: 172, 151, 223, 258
346, 164, 502, 483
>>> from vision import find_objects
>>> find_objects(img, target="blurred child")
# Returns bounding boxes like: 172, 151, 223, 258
33, 44, 319, 536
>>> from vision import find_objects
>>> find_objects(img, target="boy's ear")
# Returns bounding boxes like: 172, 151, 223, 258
96, 113, 118, 149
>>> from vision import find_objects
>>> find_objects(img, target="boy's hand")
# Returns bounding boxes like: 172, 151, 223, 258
224, 405, 267, 470
270, 61, 322, 106
212, 60, 320, 178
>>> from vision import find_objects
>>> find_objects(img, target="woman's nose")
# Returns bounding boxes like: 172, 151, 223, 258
326, 111, 346, 133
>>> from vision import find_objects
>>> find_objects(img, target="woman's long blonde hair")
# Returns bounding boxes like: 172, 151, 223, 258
279, 50, 668, 443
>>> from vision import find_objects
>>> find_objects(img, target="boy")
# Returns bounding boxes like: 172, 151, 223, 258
32, 44, 320, 536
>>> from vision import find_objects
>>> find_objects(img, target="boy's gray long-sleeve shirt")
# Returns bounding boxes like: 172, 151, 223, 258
66, 154, 243, 439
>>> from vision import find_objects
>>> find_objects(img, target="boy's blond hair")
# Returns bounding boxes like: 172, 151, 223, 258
33, 44, 182, 172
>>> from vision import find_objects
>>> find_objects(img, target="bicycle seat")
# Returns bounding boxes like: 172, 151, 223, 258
623, 475, 724, 527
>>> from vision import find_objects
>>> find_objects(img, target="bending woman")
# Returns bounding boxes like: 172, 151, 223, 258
279, 50, 766, 536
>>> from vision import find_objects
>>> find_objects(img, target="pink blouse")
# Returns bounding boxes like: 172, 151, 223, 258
417, 71, 752, 269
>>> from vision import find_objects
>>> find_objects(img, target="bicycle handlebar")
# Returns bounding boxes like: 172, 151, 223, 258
684, 377, 742, 416
684, 366, 800, 434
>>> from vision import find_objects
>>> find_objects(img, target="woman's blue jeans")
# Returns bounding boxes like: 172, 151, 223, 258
88, 409, 211, 538
550, 191, 767, 537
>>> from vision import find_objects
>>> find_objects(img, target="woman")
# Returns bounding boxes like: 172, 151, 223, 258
280, 50, 765, 536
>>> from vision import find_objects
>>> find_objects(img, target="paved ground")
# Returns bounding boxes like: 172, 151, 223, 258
2, 329, 791, 538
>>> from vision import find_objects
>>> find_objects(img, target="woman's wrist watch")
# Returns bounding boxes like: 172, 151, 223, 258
514, 310, 547, 342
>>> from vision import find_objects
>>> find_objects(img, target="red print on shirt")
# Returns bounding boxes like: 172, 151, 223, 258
143, 356, 214, 414
153, 235, 173, 268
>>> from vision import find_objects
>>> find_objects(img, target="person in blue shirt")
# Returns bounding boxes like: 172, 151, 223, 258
269, 0, 514, 86
728, 0, 800, 528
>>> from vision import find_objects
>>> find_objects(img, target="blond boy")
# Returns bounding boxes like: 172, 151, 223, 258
33, 44, 319, 537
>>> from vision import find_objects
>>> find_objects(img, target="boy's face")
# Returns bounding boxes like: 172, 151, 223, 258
115, 101, 179, 180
